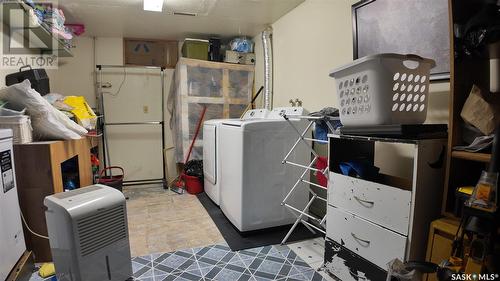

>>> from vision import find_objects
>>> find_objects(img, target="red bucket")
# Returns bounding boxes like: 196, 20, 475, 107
98, 166, 125, 192
182, 174, 203, 194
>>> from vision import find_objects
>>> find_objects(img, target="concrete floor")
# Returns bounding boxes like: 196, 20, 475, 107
124, 185, 225, 257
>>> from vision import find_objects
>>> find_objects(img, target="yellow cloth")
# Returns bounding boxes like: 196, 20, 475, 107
63, 96, 97, 130
39, 263, 55, 278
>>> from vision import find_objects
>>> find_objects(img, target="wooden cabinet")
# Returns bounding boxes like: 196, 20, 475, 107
14, 137, 96, 262
425, 218, 460, 281
439, 1, 500, 275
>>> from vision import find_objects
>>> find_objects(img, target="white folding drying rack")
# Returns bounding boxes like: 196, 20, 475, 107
280, 114, 339, 245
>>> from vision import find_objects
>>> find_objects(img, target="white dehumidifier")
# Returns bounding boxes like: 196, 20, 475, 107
44, 184, 133, 281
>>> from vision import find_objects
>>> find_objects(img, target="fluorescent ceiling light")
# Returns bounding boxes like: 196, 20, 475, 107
144, 0, 163, 12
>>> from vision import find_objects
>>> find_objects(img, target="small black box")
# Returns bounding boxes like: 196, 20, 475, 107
5, 65, 50, 95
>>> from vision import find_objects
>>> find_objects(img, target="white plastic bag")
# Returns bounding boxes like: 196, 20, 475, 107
43, 93, 74, 111
0, 80, 87, 140
386, 259, 420, 281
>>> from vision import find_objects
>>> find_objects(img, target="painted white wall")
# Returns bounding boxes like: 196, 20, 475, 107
50, 37, 96, 107
51, 36, 125, 110
1, 0, 450, 181
255, 0, 449, 121
95, 37, 124, 66
0, 33, 97, 107
0, 24, 13, 86
0, 32, 177, 181
0, 23, 58, 88
254, 0, 356, 111
254, 0, 450, 178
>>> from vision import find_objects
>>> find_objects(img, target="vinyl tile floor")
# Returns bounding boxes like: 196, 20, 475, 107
30, 243, 330, 281
130, 243, 329, 281
125, 185, 225, 257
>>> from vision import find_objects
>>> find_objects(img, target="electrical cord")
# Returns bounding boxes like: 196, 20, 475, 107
20, 211, 49, 240
104, 68, 127, 97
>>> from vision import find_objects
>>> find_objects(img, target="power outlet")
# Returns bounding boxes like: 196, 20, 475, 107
143, 106, 149, 113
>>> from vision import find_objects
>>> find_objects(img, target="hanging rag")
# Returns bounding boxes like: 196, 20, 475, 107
339, 160, 380, 181
309, 107, 342, 140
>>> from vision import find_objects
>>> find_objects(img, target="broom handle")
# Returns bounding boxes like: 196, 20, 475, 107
185, 106, 207, 163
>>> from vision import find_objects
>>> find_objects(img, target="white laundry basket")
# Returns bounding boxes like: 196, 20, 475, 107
329, 54, 436, 127
0, 115, 33, 144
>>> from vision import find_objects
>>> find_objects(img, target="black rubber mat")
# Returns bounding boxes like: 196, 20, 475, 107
196, 192, 322, 251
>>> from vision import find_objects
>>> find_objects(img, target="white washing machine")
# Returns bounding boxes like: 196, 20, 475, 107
0, 129, 26, 280
203, 109, 270, 206
219, 107, 310, 232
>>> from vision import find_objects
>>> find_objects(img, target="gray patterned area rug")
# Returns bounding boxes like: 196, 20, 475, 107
30, 244, 326, 281
132, 244, 325, 281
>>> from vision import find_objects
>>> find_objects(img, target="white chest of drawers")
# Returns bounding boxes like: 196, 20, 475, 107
324, 135, 446, 280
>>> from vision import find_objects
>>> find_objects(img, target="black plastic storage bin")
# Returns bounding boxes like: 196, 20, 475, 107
5, 65, 50, 95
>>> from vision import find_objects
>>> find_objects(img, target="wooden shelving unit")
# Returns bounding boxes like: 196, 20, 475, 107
1, 0, 73, 57
171, 58, 254, 162
442, 0, 497, 216
451, 150, 491, 163
421, 1, 500, 275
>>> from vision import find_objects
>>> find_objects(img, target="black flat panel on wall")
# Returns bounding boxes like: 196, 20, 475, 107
352, 0, 450, 80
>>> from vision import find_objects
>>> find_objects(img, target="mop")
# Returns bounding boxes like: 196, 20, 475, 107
170, 105, 207, 194
239, 86, 264, 118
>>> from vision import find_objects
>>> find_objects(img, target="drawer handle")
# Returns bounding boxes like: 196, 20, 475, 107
354, 196, 374, 207
351, 232, 371, 246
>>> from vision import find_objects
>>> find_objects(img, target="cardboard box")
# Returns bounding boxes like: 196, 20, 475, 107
461, 85, 497, 135
224, 51, 255, 65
